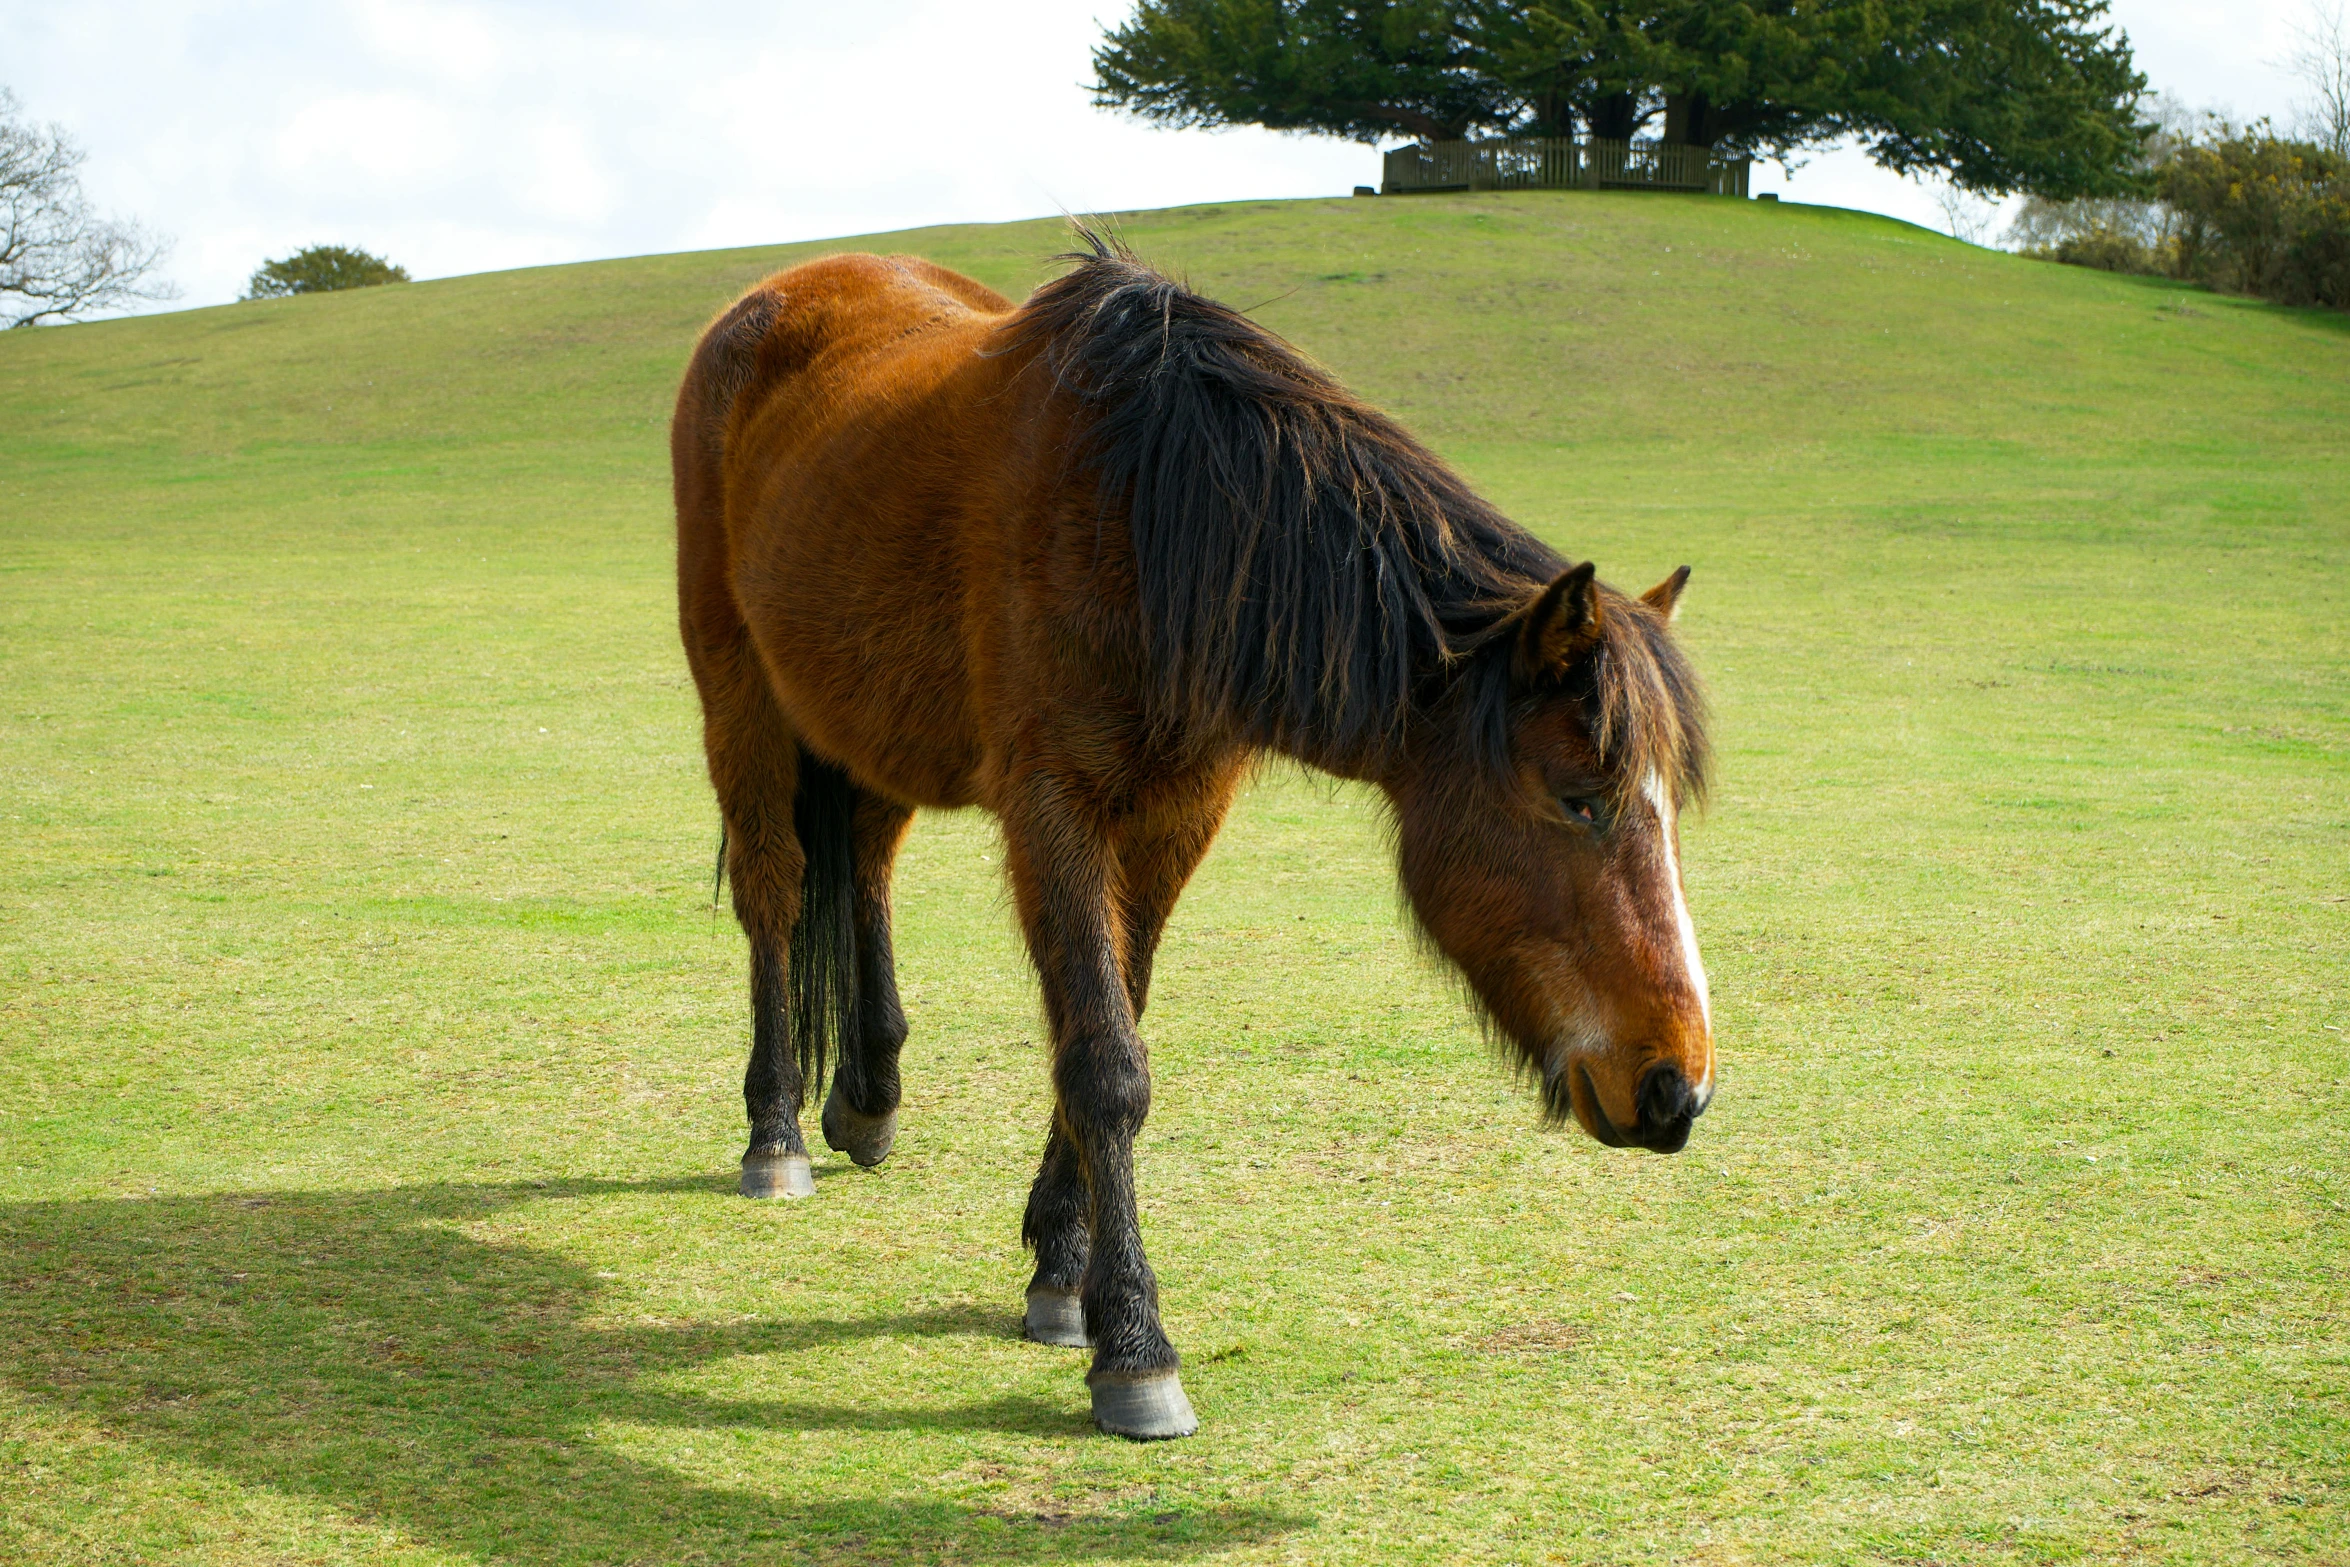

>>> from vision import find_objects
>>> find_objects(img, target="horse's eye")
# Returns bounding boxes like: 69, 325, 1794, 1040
1560, 796, 1602, 827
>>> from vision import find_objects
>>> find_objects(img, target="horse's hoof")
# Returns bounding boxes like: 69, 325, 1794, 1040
1089, 1372, 1198, 1440
740, 1152, 814, 1199
821, 1084, 897, 1167
1023, 1288, 1091, 1348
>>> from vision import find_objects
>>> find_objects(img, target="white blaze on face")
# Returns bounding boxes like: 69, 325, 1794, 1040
1641, 769, 1712, 1055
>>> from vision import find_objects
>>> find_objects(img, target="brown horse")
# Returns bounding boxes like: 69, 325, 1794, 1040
671, 229, 1714, 1440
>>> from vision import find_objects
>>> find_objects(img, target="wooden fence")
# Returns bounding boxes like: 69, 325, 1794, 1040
1381, 137, 1750, 198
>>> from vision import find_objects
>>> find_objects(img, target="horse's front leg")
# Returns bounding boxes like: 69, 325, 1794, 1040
1021, 1121, 1092, 1347
1003, 778, 1197, 1440
1022, 768, 1239, 1357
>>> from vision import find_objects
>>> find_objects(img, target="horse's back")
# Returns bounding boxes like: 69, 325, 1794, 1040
676, 253, 1013, 451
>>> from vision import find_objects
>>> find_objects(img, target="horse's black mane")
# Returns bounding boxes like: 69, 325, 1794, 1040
1012, 227, 1706, 799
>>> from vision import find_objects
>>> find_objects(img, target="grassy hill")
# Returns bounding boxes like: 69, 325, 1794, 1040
1, 193, 2344, 1565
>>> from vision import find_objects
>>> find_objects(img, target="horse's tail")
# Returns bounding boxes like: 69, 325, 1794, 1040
787, 744, 861, 1099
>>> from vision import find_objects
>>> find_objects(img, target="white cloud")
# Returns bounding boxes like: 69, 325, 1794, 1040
0, 0, 2321, 310
351, 0, 503, 85
519, 118, 615, 223
275, 92, 469, 184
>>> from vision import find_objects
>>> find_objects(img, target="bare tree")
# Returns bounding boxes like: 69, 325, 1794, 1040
2005, 193, 2167, 251
2287, 2, 2350, 157
1931, 182, 1997, 246
1, 87, 177, 329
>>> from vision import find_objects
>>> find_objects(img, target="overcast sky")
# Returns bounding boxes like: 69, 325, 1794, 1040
4, 0, 2331, 315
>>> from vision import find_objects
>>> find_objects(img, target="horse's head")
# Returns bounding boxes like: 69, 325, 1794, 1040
1388, 563, 1713, 1153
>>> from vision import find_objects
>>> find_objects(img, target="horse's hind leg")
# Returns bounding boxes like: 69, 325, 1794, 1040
682, 598, 818, 1197
725, 748, 818, 1197
821, 789, 915, 1166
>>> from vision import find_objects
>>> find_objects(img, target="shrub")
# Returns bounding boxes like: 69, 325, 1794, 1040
245, 245, 408, 299
2047, 226, 2161, 274
2018, 122, 2349, 310
2281, 189, 2350, 307
2157, 128, 2345, 300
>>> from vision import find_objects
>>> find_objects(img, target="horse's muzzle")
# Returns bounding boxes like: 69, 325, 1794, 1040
1631, 1062, 1704, 1153
1580, 1060, 1707, 1153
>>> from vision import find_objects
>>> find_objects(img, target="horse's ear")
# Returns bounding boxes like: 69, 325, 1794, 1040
1516, 562, 1603, 682
1642, 565, 1691, 621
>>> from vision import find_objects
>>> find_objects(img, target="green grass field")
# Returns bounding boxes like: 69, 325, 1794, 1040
1, 191, 2344, 1565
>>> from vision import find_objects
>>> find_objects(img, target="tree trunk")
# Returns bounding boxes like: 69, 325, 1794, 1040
1590, 91, 1645, 142
1662, 92, 1719, 149
1531, 86, 1573, 139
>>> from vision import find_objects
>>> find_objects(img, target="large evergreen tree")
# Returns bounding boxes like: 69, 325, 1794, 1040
1091, 1, 1511, 144
1092, 0, 2148, 196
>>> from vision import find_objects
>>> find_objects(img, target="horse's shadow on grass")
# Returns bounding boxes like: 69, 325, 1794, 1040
0, 1177, 1301, 1564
